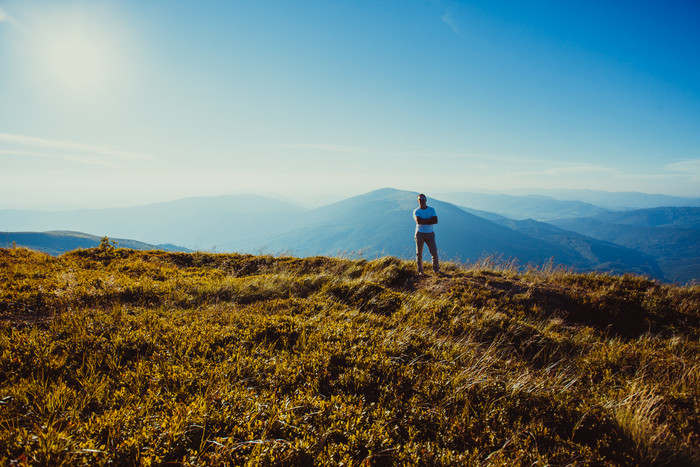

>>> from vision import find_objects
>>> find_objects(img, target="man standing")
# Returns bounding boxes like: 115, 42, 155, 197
413, 193, 440, 275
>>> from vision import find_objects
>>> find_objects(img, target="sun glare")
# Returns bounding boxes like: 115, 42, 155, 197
14, 4, 132, 99
43, 30, 112, 93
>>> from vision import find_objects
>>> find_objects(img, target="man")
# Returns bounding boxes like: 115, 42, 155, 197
413, 193, 439, 275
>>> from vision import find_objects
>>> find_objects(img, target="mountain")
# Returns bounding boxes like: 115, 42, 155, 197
551, 207, 700, 283
486, 217, 662, 278
575, 206, 700, 230
0, 231, 190, 256
0, 194, 306, 251
437, 192, 610, 221
440, 206, 661, 278
241, 188, 561, 261
3, 189, 695, 282
505, 189, 700, 210
238, 188, 661, 277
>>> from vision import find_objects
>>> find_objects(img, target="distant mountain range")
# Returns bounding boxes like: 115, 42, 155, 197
493, 189, 700, 211
1, 188, 698, 283
0, 194, 304, 251
236, 188, 661, 278
550, 207, 700, 283
436, 190, 700, 220
437, 192, 611, 221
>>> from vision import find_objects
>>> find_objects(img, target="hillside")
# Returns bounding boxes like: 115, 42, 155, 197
438, 192, 610, 221
552, 207, 700, 284
239, 188, 567, 262
2, 189, 698, 282
0, 231, 190, 255
0, 194, 306, 251
240, 188, 660, 278
505, 189, 700, 210
1, 246, 698, 465
576, 206, 700, 230
486, 217, 663, 279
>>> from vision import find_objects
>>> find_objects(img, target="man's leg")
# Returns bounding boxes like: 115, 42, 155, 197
415, 233, 425, 273
425, 233, 440, 273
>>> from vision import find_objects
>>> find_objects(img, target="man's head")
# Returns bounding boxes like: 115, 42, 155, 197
417, 194, 427, 209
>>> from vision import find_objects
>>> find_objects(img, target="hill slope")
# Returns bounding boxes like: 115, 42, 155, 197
1, 248, 698, 465
578, 206, 700, 229
438, 191, 610, 221
242, 188, 575, 259
0, 231, 190, 255
0, 194, 306, 251
552, 207, 700, 283
244, 188, 661, 277
487, 217, 663, 278
507, 189, 700, 210
2, 189, 694, 282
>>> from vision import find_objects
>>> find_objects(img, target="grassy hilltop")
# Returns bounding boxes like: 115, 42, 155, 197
1, 245, 699, 466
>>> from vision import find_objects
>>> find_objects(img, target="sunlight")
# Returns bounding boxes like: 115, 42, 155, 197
42, 28, 112, 94
6, 3, 133, 99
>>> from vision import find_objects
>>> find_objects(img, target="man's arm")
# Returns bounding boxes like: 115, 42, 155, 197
415, 216, 438, 225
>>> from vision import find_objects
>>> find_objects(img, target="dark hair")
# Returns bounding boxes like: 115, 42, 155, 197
417, 194, 426, 199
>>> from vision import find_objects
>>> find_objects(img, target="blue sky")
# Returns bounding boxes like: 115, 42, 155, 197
1, 0, 699, 208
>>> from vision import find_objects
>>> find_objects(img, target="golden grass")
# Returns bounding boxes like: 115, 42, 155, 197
0, 246, 698, 465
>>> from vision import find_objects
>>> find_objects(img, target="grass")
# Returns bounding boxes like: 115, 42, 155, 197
1, 245, 699, 465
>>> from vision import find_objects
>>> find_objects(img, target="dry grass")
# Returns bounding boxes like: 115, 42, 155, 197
1, 246, 698, 465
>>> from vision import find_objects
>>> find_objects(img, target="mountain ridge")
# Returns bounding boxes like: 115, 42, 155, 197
2, 188, 698, 282
551, 207, 700, 283
238, 188, 660, 279
0, 231, 190, 256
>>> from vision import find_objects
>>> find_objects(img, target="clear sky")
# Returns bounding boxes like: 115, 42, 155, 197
1, 0, 699, 208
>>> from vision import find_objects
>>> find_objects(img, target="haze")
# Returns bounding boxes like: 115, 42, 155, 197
1, 0, 699, 209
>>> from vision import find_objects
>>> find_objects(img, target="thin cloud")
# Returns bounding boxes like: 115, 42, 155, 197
389, 150, 436, 158
0, 6, 37, 38
272, 143, 367, 154
613, 172, 691, 181
441, 11, 460, 35
0, 149, 122, 168
450, 152, 545, 163
0, 7, 21, 29
0, 133, 154, 161
508, 164, 620, 177
665, 159, 700, 177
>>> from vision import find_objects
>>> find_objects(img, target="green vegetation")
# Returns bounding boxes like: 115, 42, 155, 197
1, 244, 699, 466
